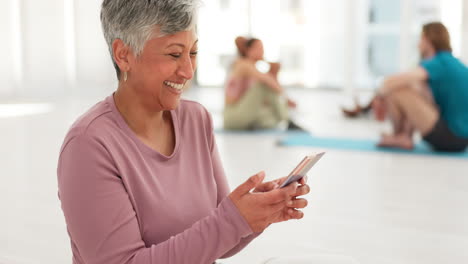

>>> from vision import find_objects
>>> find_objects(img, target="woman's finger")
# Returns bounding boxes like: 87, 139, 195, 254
287, 198, 308, 209
287, 208, 304, 219
299, 175, 308, 185
253, 181, 278, 193
293, 184, 310, 197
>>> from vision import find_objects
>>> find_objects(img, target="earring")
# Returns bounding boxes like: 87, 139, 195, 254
123, 71, 128, 82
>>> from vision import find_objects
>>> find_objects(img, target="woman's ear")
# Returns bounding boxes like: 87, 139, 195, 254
112, 39, 131, 73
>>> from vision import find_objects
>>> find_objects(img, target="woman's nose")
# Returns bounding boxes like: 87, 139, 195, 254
177, 56, 194, 80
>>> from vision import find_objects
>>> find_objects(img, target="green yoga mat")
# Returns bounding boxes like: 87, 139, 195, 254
279, 133, 468, 159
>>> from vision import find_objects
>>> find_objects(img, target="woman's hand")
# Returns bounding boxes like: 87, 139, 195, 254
268, 62, 281, 77
229, 172, 310, 233
254, 175, 309, 195
254, 176, 310, 222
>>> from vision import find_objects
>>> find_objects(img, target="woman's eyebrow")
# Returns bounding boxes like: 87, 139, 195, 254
167, 43, 185, 48
167, 39, 199, 49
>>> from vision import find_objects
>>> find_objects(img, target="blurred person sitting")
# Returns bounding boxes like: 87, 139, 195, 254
57, 1, 311, 263
223, 36, 303, 131
375, 22, 468, 151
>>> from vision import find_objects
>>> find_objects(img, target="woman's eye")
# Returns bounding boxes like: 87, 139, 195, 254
190, 51, 198, 57
170, 54, 181, 58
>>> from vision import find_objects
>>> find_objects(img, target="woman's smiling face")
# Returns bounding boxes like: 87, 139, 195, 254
127, 29, 198, 111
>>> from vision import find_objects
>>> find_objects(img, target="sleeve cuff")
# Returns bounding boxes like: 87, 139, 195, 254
219, 196, 254, 238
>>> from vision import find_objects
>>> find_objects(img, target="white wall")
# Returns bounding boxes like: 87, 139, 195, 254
1, 0, 468, 98
0, 0, 18, 95
21, 0, 67, 97
461, 0, 468, 62
74, 0, 115, 91
0, 0, 115, 99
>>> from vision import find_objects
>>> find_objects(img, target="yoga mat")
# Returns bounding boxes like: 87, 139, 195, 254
279, 133, 468, 159
214, 128, 309, 136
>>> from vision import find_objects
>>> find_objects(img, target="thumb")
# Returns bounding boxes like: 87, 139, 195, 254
232, 171, 265, 197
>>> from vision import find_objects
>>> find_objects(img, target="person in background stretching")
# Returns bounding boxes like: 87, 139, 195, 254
57, 1, 311, 263
376, 22, 468, 151
223, 36, 304, 130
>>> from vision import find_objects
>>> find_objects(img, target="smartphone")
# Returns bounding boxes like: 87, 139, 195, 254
279, 152, 325, 188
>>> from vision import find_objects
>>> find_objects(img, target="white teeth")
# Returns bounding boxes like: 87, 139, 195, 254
164, 81, 184, 90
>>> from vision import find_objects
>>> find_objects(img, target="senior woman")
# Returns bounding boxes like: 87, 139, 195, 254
57, 1, 310, 263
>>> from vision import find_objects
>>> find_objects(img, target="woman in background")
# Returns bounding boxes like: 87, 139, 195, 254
223, 36, 303, 130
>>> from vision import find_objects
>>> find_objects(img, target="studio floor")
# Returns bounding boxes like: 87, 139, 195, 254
1, 87, 468, 264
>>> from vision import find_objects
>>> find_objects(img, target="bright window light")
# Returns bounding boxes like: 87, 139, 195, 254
0, 103, 53, 118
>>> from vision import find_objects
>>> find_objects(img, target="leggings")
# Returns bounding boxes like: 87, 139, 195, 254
223, 82, 288, 130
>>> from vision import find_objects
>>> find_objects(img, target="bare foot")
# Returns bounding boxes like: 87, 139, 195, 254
379, 132, 393, 139
341, 99, 372, 118
377, 133, 414, 150
341, 105, 362, 118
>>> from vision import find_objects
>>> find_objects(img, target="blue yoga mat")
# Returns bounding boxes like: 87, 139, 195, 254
214, 128, 308, 136
279, 133, 468, 159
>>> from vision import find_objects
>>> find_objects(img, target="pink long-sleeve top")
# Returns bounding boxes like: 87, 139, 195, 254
57, 95, 257, 264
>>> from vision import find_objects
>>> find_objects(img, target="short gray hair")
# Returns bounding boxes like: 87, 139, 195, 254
100, 0, 200, 79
